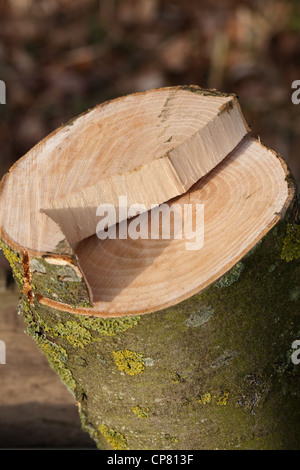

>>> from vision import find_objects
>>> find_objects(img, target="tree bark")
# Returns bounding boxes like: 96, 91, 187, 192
2, 185, 300, 450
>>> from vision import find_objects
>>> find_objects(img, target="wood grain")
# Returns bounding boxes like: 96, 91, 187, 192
41, 138, 290, 317
0, 87, 248, 252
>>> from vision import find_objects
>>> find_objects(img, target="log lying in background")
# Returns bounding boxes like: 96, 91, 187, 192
0, 86, 300, 450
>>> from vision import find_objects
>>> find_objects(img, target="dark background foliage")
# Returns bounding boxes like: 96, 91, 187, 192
0, 0, 300, 181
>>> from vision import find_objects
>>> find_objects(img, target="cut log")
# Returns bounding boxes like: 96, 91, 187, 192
0, 87, 300, 450
0, 135, 292, 316
0, 86, 249, 250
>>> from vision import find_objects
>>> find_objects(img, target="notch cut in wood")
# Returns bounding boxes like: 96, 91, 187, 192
40, 86, 249, 247
0, 87, 294, 317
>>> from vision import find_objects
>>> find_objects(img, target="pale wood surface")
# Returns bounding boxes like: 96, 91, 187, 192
0, 87, 248, 251
0, 88, 291, 318
40, 138, 290, 317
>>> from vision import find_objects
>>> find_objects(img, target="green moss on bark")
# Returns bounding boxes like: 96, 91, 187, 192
30, 257, 92, 308
19, 298, 76, 393
0, 240, 24, 288
281, 223, 300, 262
5, 194, 300, 450
214, 262, 245, 288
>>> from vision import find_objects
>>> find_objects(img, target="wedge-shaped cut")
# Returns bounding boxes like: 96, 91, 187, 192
39, 86, 249, 246
0, 135, 291, 316
67, 137, 291, 316
0, 88, 293, 317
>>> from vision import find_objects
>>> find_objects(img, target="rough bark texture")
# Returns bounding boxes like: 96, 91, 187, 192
2, 185, 300, 450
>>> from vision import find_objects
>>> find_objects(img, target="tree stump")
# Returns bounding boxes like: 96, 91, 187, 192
0, 86, 300, 450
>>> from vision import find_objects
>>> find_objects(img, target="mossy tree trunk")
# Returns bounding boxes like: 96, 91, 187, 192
2, 191, 300, 450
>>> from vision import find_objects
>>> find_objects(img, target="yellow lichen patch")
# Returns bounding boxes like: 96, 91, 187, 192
198, 392, 212, 405
37, 340, 76, 392
53, 321, 92, 348
112, 349, 145, 375
80, 316, 140, 336
198, 391, 230, 406
170, 370, 185, 383
132, 405, 149, 418
98, 424, 128, 450
21, 298, 30, 315
165, 433, 179, 443
217, 391, 230, 406
19, 299, 76, 392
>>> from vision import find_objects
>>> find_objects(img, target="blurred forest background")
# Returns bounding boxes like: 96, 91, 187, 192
0, 0, 300, 182
0, 0, 300, 449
